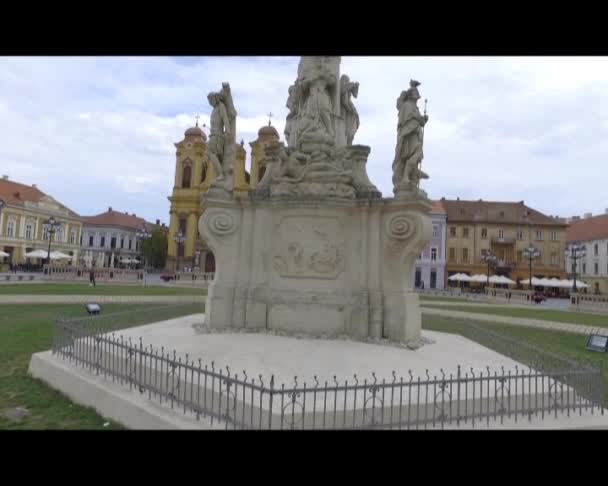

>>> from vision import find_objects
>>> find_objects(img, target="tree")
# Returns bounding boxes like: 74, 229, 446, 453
142, 229, 168, 269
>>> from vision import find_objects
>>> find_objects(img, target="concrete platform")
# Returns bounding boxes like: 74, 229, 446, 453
116, 316, 523, 385
29, 314, 608, 429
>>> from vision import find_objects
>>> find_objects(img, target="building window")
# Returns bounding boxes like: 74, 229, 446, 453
551, 253, 557, 266
498, 229, 504, 239
462, 248, 469, 262
414, 268, 422, 288
128, 239, 132, 250
450, 227, 456, 238
182, 165, 192, 189
25, 222, 34, 240
449, 247, 456, 262
89, 235, 94, 247
431, 248, 437, 261
430, 269, 437, 289
594, 243, 599, 256
111, 237, 117, 249
595, 262, 599, 275
7, 218, 16, 238
462, 227, 469, 238
432, 226, 439, 238
56, 227, 64, 243
42, 227, 49, 241
516, 230, 524, 241
536, 230, 543, 241
100, 236, 106, 248
70, 231, 76, 245
481, 228, 487, 239
582, 263, 587, 274
120, 238, 124, 249
550, 231, 558, 241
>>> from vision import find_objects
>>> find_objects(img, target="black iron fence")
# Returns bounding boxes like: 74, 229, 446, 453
51, 310, 605, 429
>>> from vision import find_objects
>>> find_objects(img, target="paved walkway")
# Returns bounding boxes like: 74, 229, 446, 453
0, 295, 205, 304
422, 306, 608, 337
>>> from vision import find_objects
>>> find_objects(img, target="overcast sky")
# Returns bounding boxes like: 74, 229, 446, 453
1, 56, 606, 224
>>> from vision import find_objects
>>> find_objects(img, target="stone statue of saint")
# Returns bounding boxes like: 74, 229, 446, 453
392, 80, 429, 189
340, 75, 360, 146
206, 82, 236, 183
284, 82, 300, 147
299, 69, 335, 141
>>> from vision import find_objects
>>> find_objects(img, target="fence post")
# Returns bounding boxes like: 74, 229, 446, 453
268, 375, 275, 430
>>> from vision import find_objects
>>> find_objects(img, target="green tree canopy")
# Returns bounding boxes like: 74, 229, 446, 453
142, 229, 168, 269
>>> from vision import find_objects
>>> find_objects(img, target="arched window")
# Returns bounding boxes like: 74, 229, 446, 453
7, 218, 16, 238
182, 165, 192, 188
25, 221, 34, 240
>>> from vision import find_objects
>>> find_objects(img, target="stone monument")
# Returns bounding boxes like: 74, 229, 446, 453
199, 57, 432, 344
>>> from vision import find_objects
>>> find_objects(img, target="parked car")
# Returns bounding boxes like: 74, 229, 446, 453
160, 273, 175, 282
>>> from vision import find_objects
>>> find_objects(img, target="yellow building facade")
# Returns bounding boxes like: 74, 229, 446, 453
166, 122, 254, 272
0, 176, 82, 268
442, 199, 568, 285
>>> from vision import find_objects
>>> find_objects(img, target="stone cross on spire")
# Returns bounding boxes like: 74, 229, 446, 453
267, 112, 273, 126
195, 115, 200, 127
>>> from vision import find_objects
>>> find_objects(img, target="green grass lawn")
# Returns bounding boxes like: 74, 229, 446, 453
422, 314, 608, 404
421, 303, 608, 327
0, 303, 203, 430
0, 283, 205, 295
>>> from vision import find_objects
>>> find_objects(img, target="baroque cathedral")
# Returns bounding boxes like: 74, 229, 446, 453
166, 119, 280, 272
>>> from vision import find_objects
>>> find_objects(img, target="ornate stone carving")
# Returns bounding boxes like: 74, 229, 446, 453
385, 213, 415, 240
392, 80, 429, 195
206, 82, 237, 190
340, 75, 360, 146
206, 210, 237, 236
273, 217, 345, 279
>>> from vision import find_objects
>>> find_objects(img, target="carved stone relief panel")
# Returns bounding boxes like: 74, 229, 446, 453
273, 216, 346, 279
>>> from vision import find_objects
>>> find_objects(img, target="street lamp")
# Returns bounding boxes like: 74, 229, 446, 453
481, 250, 497, 288
136, 226, 152, 287
135, 226, 151, 269
565, 243, 586, 294
43, 216, 61, 267
523, 245, 540, 288
174, 230, 185, 272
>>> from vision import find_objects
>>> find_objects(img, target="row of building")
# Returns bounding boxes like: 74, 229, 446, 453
165, 120, 608, 293
418, 200, 608, 293
0, 175, 165, 269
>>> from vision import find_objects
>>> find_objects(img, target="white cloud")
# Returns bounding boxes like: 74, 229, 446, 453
0, 56, 607, 223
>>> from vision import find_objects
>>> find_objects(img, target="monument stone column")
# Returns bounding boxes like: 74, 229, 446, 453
199, 57, 432, 345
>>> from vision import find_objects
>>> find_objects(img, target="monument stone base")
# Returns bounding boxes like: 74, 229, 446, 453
199, 193, 432, 343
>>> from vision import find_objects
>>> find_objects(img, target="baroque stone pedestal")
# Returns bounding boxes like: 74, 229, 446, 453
199, 193, 432, 343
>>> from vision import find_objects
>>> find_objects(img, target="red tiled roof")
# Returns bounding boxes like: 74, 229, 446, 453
0, 178, 79, 217
0, 179, 47, 206
566, 214, 608, 242
431, 200, 446, 215
81, 209, 148, 230
439, 199, 567, 226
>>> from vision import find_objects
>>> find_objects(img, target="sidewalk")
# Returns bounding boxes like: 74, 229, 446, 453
0, 295, 205, 304
422, 306, 608, 337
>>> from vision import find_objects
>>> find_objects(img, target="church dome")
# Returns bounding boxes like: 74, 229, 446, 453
258, 123, 279, 140
185, 122, 206, 140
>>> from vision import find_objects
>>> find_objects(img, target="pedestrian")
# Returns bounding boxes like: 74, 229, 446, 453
89, 265, 96, 287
